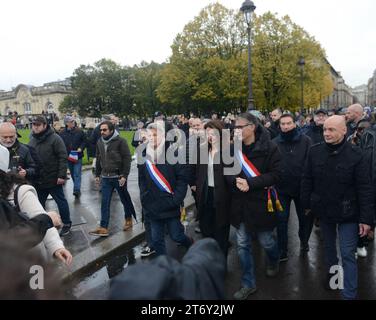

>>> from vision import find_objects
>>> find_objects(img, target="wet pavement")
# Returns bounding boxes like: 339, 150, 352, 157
46, 163, 376, 300
223, 203, 376, 300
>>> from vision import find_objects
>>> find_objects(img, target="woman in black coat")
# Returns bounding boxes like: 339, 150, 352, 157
194, 120, 231, 256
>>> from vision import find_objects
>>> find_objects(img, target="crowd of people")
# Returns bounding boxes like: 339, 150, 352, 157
1, 102, 376, 300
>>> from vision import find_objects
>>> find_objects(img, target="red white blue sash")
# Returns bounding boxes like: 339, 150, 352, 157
236, 150, 261, 178
145, 160, 174, 194
235, 149, 283, 213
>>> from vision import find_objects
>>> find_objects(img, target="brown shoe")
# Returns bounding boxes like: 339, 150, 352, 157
123, 218, 133, 231
89, 227, 109, 237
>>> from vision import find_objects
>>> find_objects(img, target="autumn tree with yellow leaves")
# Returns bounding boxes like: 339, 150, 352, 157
157, 3, 333, 114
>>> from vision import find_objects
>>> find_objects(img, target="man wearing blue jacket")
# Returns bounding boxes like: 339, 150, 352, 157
60, 116, 86, 197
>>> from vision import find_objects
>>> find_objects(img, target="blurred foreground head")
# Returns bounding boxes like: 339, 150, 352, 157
110, 239, 226, 300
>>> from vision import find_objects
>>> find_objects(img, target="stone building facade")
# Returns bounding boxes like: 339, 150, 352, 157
0, 79, 71, 117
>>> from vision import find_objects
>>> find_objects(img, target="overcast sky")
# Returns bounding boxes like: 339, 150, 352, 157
0, 0, 374, 91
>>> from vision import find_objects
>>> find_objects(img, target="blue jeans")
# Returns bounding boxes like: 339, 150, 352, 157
277, 194, 314, 256
37, 185, 71, 225
150, 217, 192, 256
100, 178, 136, 228
236, 223, 279, 289
68, 159, 82, 193
320, 221, 358, 300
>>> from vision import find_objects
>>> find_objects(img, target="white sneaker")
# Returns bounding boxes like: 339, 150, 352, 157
357, 247, 367, 258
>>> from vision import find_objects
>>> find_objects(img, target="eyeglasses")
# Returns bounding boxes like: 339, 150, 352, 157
100, 129, 109, 132
32, 123, 43, 127
357, 127, 366, 132
234, 123, 252, 130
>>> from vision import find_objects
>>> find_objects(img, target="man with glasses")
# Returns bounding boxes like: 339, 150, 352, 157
0, 122, 37, 181
90, 120, 135, 237
303, 109, 329, 144
28, 115, 72, 236
348, 119, 374, 258
226, 113, 281, 300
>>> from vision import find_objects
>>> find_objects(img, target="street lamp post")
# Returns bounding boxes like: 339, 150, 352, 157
297, 56, 305, 115
240, 0, 256, 111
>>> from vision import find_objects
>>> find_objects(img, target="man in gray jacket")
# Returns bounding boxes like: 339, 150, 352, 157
28, 116, 72, 236
90, 120, 135, 237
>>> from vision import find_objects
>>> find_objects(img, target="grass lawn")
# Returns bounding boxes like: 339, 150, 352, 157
17, 129, 135, 165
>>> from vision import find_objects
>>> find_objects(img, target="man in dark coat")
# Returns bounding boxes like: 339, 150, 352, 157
265, 108, 282, 139
0, 122, 37, 182
226, 113, 281, 300
138, 122, 192, 256
273, 114, 313, 261
28, 116, 72, 236
303, 109, 328, 144
345, 104, 364, 138
301, 116, 373, 300
59, 116, 86, 197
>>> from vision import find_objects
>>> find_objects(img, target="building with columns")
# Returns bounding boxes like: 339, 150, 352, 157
0, 79, 71, 117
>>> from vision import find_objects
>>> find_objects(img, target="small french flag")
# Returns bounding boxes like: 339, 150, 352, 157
68, 150, 79, 163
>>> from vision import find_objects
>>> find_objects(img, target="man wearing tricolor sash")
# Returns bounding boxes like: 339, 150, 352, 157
138, 122, 193, 256
226, 113, 282, 300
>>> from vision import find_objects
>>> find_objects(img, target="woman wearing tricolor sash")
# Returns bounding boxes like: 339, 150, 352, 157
138, 122, 193, 256
226, 113, 282, 300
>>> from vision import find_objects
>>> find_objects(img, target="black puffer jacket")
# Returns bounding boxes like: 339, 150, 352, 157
226, 127, 282, 232
28, 126, 68, 189
301, 140, 374, 225
273, 129, 312, 197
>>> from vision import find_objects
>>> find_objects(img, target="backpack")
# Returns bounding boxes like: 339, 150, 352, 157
0, 185, 49, 248
0, 185, 28, 231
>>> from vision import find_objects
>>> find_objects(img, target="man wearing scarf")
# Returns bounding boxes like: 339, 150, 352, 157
301, 116, 374, 300
28, 115, 72, 237
138, 122, 192, 256
90, 120, 135, 237
273, 114, 313, 262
